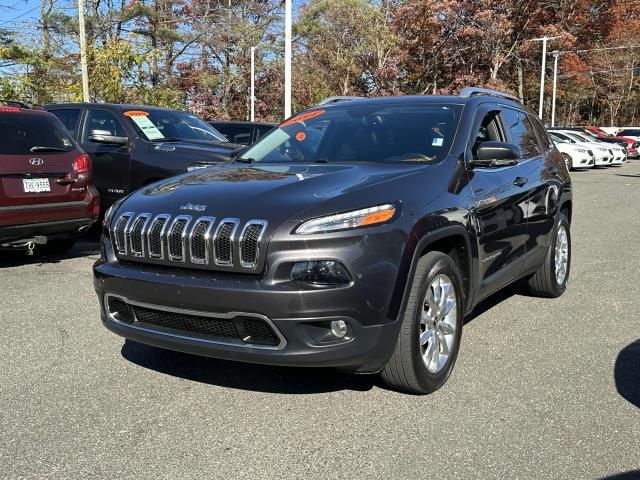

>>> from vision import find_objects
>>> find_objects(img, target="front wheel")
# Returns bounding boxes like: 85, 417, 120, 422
381, 251, 464, 394
527, 214, 571, 298
562, 154, 573, 171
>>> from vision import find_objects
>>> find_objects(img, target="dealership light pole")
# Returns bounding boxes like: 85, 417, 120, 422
551, 50, 560, 127
250, 46, 256, 122
77, 0, 90, 102
284, 0, 292, 119
529, 36, 561, 121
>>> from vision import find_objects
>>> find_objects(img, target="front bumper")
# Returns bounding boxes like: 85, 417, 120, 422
94, 226, 408, 373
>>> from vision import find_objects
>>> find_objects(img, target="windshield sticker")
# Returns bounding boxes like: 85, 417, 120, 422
280, 109, 325, 128
295, 131, 307, 141
124, 110, 150, 117
432, 137, 444, 147
128, 114, 165, 140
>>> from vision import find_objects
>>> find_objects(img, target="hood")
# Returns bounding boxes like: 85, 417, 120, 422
139, 138, 243, 165
118, 162, 425, 227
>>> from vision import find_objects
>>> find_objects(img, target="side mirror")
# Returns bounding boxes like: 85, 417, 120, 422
477, 141, 521, 161
88, 129, 128, 146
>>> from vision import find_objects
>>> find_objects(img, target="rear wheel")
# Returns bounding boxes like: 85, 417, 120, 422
527, 214, 571, 298
381, 252, 464, 394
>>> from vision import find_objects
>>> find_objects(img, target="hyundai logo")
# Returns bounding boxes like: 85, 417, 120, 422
29, 158, 44, 166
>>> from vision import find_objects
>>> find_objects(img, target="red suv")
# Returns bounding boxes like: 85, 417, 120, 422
0, 101, 100, 255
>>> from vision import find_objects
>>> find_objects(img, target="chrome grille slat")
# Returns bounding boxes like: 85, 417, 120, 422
111, 213, 264, 271
126, 214, 151, 257
240, 220, 267, 269
213, 218, 240, 267
189, 216, 215, 265
112, 212, 134, 255
147, 214, 171, 260
167, 215, 191, 262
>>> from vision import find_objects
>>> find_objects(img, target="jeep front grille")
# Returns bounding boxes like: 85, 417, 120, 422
111, 213, 267, 271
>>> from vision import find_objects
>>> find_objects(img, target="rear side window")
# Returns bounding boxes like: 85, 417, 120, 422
255, 125, 274, 141
216, 124, 252, 144
528, 114, 552, 151
84, 109, 127, 140
618, 129, 640, 136
501, 108, 541, 157
0, 112, 74, 155
51, 109, 82, 138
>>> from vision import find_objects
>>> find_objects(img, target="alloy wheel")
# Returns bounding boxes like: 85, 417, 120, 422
419, 274, 458, 373
555, 225, 569, 285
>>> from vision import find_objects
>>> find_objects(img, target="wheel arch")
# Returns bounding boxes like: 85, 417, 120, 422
389, 224, 476, 323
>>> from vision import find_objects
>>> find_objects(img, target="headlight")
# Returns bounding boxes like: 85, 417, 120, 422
295, 203, 397, 235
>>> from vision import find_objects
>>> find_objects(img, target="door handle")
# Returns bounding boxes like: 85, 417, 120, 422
513, 176, 528, 187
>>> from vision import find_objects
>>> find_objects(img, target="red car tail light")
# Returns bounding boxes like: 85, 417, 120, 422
0, 106, 21, 112
72, 154, 91, 174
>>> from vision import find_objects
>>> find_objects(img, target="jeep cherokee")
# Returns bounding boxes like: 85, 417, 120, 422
94, 88, 572, 394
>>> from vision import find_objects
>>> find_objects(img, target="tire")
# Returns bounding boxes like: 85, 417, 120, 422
381, 251, 464, 394
562, 153, 573, 171
527, 214, 571, 298
41, 238, 77, 256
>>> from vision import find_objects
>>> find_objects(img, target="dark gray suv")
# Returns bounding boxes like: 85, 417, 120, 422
94, 88, 572, 394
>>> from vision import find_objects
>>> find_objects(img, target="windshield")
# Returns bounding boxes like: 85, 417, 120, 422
0, 112, 74, 155
240, 103, 462, 164
124, 109, 227, 143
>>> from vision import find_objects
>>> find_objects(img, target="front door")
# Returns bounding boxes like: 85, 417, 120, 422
80, 108, 131, 207
466, 106, 530, 301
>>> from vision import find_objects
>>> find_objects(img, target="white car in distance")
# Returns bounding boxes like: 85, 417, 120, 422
551, 130, 615, 166
548, 132, 595, 170
566, 130, 626, 165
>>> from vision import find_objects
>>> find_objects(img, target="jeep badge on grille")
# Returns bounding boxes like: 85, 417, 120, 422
180, 203, 207, 212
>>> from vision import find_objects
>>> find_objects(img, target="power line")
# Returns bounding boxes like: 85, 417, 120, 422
0, 4, 40, 26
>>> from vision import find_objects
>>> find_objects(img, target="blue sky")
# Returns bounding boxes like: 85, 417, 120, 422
0, 0, 304, 28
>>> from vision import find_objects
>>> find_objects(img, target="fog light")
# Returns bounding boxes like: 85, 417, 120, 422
291, 260, 351, 286
330, 320, 348, 338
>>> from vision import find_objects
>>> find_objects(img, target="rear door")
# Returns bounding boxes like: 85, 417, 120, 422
0, 111, 86, 218
79, 108, 131, 206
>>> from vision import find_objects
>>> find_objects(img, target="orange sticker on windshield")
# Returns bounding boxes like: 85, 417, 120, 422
280, 109, 325, 127
124, 110, 150, 117
295, 132, 306, 141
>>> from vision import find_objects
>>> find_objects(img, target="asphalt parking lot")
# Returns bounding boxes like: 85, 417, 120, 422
1, 163, 639, 480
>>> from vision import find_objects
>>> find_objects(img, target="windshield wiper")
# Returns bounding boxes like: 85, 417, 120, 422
235, 157, 255, 163
30, 146, 70, 152
149, 137, 182, 143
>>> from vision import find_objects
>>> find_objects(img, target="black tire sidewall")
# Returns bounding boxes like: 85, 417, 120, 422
407, 253, 464, 392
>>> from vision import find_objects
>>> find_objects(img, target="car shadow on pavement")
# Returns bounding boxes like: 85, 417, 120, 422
0, 239, 100, 268
121, 340, 378, 394
464, 280, 524, 325
614, 340, 640, 409
614, 173, 640, 178
597, 471, 640, 480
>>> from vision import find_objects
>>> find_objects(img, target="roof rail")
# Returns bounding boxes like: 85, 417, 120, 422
458, 87, 520, 103
0, 99, 37, 109
315, 96, 363, 106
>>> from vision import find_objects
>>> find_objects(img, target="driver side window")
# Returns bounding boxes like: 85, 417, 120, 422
471, 110, 503, 160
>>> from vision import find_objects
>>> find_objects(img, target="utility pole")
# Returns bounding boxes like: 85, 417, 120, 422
284, 0, 292, 119
250, 46, 256, 122
551, 51, 560, 127
528, 36, 561, 121
77, 0, 90, 102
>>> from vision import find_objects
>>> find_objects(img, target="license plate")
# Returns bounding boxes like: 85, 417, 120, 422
23, 178, 51, 193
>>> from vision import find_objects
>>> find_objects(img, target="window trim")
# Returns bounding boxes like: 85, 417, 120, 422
81, 108, 128, 144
